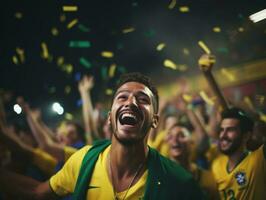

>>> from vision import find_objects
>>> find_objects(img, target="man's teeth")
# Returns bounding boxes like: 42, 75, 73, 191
122, 113, 137, 120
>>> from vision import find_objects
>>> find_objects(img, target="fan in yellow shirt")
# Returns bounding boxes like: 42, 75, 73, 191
167, 123, 219, 199
50, 145, 148, 199
212, 107, 266, 200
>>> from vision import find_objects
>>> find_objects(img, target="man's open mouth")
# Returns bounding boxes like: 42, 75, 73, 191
118, 110, 142, 126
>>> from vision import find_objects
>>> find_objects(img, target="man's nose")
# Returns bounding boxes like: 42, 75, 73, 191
126, 95, 138, 107
219, 129, 227, 139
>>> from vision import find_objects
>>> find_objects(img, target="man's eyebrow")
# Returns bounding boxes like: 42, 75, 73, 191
114, 90, 151, 98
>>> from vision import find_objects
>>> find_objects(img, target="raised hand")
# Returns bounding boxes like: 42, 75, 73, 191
78, 75, 94, 93
198, 54, 216, 72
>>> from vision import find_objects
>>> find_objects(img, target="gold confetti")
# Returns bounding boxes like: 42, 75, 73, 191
16, 47, 25, 63
14, 12, 23, 19
41, 42, 49, 59
221, 68, 235, 81
109, 64, 117, 78
213, 27, 221, 32
51, 27, 59, 36
198, 40, 211, 54
62, 6, 78, 12
64, 85, 72, 94
179, 6, 189, 13
183, 48, 190, 55
156, 43, 166, 51
67, 19, 78, 29
177, 64, 188, 71
243, 96, 254, 110
57, 57, 64, 66
12, 56, 19, 65
182, 94, 193, 102
164, 59, 177, 70
122, 27, 135, 34
199, 91, 215, 105
64, 64, 73, 74
105, 89, 113, 95
65, 113, 73, 120
259, 112, 266, 122
60, 14, 66, 22
101, 51, 114, 58
168, 0, 177, 10
238, 27, 244, 32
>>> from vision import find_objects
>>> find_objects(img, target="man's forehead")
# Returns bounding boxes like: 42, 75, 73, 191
116, 81, 153, 96
221, 118, 240, 126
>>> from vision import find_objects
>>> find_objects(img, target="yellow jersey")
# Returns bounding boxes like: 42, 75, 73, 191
211, 145, 266, 200
50, 145, 148, 199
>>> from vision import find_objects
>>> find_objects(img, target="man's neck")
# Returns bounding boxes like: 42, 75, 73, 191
109, 139, 148, 178
227, 148, 248, 172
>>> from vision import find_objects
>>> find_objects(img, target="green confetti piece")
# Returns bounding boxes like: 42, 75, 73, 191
78, 24, 90, 32
101, 67, 108, 80
217, 47, 229, 53
144, 29, 156, 38
118, 66, 126, 73
69, 41, 91, 48
79, 57, 92, 69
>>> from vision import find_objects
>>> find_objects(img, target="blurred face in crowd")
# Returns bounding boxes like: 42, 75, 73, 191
167, 125, 191, 159
164, 116, 178, 131
218, 118, 245, 155
109, 82, 158, 145
56, 123, 80, 146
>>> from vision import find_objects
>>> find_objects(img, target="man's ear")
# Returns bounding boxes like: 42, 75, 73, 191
151, 114, 159, 129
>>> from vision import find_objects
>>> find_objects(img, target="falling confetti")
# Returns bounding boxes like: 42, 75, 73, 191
156, 43, 166, 51
64, 85, 72, 94
67, 18, 78, 29
105, 89, 113, 95
79, 57, 91, 69
221, 68, 235, 81
243, 96, 254, 110
64, 64, 73, 74
199, 91, 215, 105
69, 41, 91, 48
183, 48, 190, 55
238, 27, 244, 32
65, 113, 73, 120
217, 47, 228, 53
101, 51, 114, 58
109, 64, 117, 78
76, 99, 83, 107
259, 112, 266, 122
144, 29, 156, 37
177, 64, 188, 71
78, 24, 90, 32
182, 94, 193, 102
213, 27, 221, 33
60, 14, 66, 22
49, 87, 56, 94
168, 0, 177, 10
122, 27, 135, 34
198, 40, 211, 54
101, 67, 108, 80
14, 12, 23, 19
63, 6, 78, 12
57, 57, 64, 67
41, 42, 49, 59
16, 47, 25, 63
12, 56, 19, 65
51, 27, 59, 36
164, 59, 177, 70
179, 6, 190, 13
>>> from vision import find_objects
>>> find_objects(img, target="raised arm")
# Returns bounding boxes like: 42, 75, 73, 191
17, 97, 65, 161
177, 95, 210, 155
78, 75, 97, 143
198, 54, 229, 111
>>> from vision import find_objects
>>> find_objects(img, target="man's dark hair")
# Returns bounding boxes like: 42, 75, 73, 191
115, 72, 159, 113
221, 107, 254, 133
